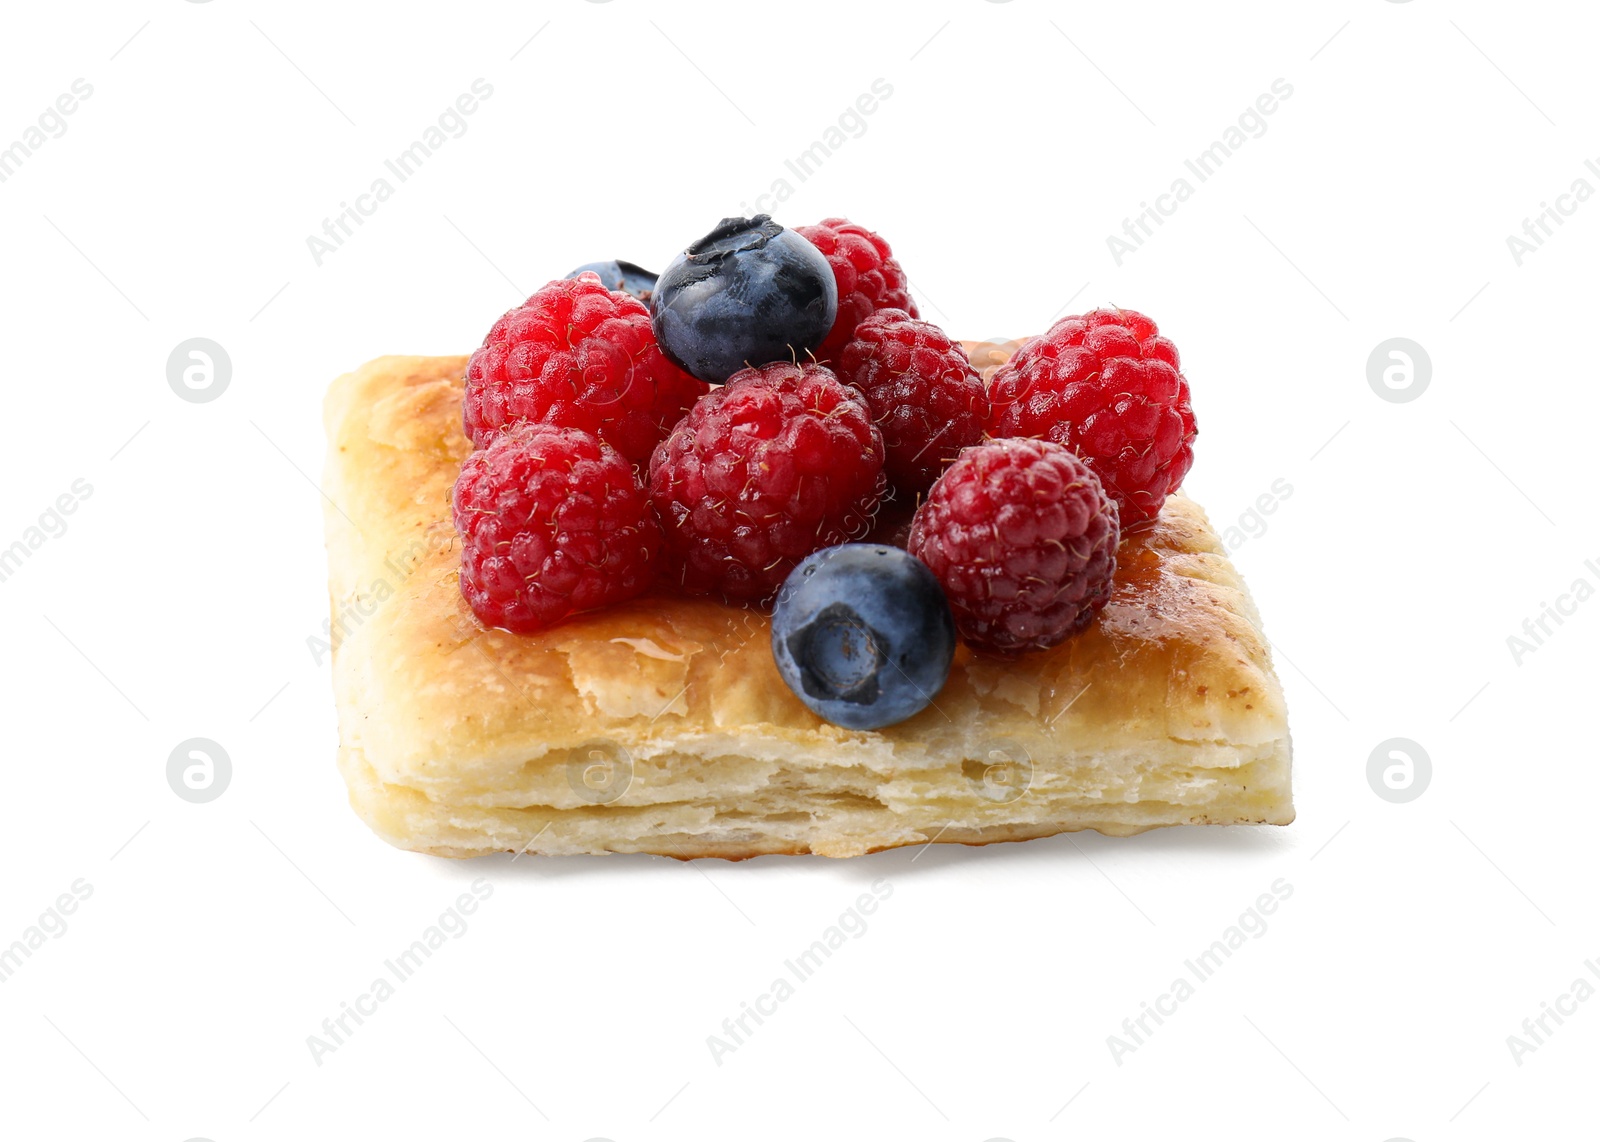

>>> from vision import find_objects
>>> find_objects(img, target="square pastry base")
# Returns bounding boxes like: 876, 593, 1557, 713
322, 354, 1293, 860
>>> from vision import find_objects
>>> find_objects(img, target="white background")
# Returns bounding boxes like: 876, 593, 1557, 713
1, 1, 1595, 1138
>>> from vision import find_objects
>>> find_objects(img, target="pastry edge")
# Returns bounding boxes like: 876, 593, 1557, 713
338, 734, 1294, 861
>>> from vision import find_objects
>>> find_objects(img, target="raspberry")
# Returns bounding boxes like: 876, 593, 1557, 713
838, 310, 988, 498
986, 308, 1195, 525
908, 438, 1119, 653
795, 218, 918, 365
463, 273, 707, 465
648, 362, 885, 602
452, 424, 661, 633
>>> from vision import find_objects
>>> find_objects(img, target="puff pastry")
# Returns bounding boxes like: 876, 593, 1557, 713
322, 350, 1293, 859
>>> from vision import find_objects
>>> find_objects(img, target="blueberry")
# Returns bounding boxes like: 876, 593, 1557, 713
652, 215, 838, 384
771, 544, 955, 731
565, 259, 658, 304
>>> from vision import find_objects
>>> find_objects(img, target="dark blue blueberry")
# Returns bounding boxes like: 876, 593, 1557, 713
651, 215, 838, 384
565, 259, 659, 303
771, 544, 955, 731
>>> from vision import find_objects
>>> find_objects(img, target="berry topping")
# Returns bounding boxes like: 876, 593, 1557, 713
985, 307, 1195, 525
564, 259, 659, 304
463, 273, 707, 465
452, 423, 661, 634
647, 361, 885, 602
795, 217, 918, 365
651, 215, 838, 384
771, 544, 955, 730
907, 438, 1119, 654
838, 309, 988, 498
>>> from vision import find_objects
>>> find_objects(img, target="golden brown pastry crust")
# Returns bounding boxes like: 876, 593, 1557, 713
323, 352, 1293, 859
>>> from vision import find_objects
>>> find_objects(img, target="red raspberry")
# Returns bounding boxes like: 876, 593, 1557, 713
838, 309, 988, 498
463, 273, 707, 465
986, 308, 1195, 525
452, 424, 661, 633
795, 218, 918, 365
908, 438, 1119, 653
648, 362, 885, 602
